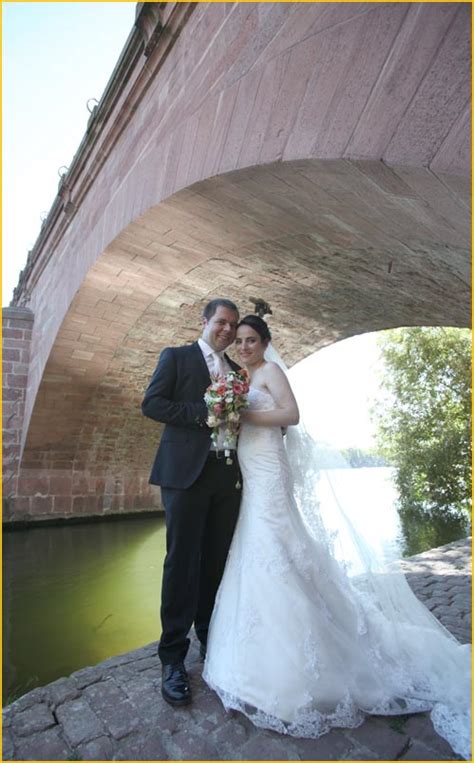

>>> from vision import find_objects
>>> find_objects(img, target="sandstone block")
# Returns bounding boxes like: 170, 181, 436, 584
48, 676, 81, 707
55, 697, 104, 746
77, 734, 115, 760
404, 714, 461, 758
293, 728, 361, 760
129, 729, 170, 760
240, 732, 300, 761
12, 704, 56, 736
83, 678, 140, 739
212, 717, 249, 756
14, 727, 71, 761
167, 727, 220, 761
398, 738, 456, 760
2, 729, 14, 760
346, 716, 410, 760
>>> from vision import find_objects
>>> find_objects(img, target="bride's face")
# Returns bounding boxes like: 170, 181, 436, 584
235, 325, 266, 366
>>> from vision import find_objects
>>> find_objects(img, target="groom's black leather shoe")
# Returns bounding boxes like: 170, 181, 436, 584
161, 663, 192, 706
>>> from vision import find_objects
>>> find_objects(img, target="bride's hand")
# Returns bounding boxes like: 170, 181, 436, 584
207, 414, 225, 427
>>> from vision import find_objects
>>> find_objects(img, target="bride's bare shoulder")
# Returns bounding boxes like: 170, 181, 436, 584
260, 361, 289, 392
263, 361, 285, 378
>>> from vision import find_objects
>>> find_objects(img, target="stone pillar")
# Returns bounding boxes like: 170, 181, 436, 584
2, 307, 34, 520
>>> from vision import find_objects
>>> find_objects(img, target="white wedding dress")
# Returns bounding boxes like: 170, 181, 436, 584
203, 386, 471, 759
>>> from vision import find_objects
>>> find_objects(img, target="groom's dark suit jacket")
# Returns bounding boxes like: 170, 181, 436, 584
142, 341, 241, 489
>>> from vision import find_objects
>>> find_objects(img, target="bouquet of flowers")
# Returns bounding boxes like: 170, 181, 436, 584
204, 369, 250, 461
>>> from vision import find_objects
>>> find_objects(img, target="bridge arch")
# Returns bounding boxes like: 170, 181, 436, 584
4, 2, 470, 521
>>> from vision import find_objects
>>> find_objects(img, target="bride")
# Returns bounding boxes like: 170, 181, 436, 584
203, 314, 471, 759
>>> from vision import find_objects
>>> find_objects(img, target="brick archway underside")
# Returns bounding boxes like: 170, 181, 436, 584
15, 158, 470, 520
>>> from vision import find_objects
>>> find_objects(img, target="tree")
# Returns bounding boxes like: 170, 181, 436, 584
340, 447, 388, 468
373, 327, 471, 553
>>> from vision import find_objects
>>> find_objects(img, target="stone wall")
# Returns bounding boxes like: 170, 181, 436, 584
2, 308, 34, 520
3, 306, 160, 524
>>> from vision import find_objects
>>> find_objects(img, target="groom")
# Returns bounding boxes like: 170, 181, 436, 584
142, 298, 242, 706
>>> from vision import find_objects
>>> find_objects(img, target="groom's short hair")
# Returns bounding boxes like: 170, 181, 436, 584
203, 299, 239, 320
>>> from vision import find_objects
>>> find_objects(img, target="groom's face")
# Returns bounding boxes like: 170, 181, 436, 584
202, 306, 239, 352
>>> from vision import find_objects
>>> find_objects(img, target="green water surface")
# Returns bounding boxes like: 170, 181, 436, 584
3, 516, 165, 705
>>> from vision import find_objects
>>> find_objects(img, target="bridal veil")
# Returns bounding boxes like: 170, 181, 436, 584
264, 342, 471, 758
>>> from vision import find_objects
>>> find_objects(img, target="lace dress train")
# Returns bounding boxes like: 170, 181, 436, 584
203, 388, 471, 758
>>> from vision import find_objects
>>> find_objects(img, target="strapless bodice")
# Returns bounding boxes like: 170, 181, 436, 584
247, 385, 276, 411
237, 385, 289, 486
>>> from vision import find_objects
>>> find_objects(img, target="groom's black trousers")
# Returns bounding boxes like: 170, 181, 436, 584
158, 453, 241, 665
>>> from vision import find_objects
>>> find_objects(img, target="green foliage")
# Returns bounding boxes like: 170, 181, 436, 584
340, 447, 388, 468
373, 327, 471, 553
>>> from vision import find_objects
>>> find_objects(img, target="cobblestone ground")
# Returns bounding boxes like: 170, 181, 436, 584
3, 538, 471, 761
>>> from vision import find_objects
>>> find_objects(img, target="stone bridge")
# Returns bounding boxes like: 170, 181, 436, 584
3, 2, 470, 523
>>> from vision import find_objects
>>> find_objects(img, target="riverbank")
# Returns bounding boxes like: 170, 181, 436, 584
2, 509, 163, 531
3, 537, 471, 761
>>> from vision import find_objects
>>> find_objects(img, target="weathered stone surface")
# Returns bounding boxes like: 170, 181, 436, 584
403, 714, 461, 758
71, 665, 104, 689
240, 732, 300, 760
166, 727, 221, 761
77, 734, 115, 761
132, 665, 162, 682
187, 683, 225, 719
2, 729, 15, 760
13, 727, 71, 761
2, 706, 13, 728
346, 717, 410, 760
9, 687, 46, 712
100, 644, 157, 669
55, 697, 104, 746
211, 717, 249, 755
48, 676, 81, 706
133, 655, 161, 672
12, 703, 56, 736
83, 677, 140, 739
154, 701, 193, 735
120, 675, 162, 723
2, 308, 34, 518
128, 730, 170, 761
398, 738, 454, 760
102, 662, 138, 685
290, 728, 360, 761
112, 735, 144, 761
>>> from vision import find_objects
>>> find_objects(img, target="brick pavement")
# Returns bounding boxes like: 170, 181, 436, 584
3, 537, 471, 761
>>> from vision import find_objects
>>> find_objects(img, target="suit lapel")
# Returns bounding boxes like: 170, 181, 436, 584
191, 341, 212, 384
224, 353, 242, 373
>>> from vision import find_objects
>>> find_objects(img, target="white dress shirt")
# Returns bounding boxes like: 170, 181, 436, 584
197, 338, 231, 377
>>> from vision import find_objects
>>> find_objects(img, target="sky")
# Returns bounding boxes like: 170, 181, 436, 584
289, 332, 383, 450
3, 2, 385, 450
3, 2, 137, 305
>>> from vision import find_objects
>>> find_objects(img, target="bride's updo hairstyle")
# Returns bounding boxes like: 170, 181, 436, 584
238, 315, 272, 345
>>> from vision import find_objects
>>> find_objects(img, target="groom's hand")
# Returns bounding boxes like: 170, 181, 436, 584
142, 348, 210, 429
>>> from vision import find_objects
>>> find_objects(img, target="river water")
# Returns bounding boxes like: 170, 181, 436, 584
2, 466, 466, 704
3, 517, 166, 704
